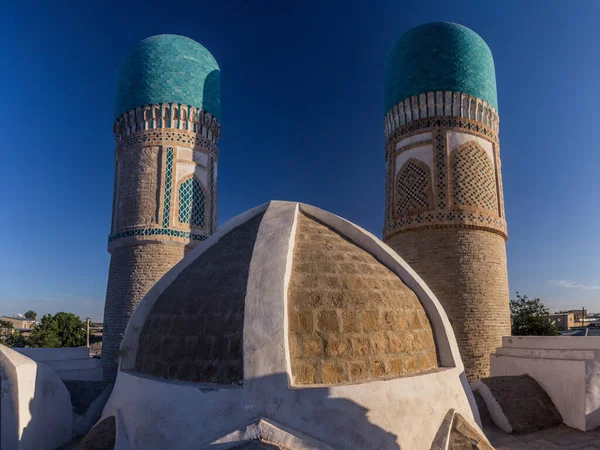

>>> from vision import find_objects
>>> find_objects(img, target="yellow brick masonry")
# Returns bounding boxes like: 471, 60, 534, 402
288, 213, 438, 385
102, 243, 186, 381
387, 228, 510, 381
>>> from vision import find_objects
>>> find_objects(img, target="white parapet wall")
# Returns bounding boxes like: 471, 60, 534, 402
0, 345, 73, 450
490, 336, 600, 431
14, 347, 102, 381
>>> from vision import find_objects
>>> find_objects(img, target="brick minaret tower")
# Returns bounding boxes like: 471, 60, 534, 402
102, 35, 221, 382
383, 22, 510, 380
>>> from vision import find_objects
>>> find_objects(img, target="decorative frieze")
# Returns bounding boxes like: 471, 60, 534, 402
113, 103, 221, 145
384, 209, 507, 240
384, 91, 499, 139
107, 226, 208, 252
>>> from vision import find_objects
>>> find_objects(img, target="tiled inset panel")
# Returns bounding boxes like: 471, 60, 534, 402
135, 212, 264, 384
434, 129, 447, 210
288, 213, 438, 386
177, 176, 205, 227
451, 141, 498, 213
162, 147, 174, 228
395, 159, 433, 217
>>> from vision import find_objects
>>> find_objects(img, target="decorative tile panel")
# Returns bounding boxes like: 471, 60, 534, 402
395, 159, 433, 217
162, 148, 174, 228
451, 141, 498, 213
177, 176, 205, 227
434, 130, 447, 209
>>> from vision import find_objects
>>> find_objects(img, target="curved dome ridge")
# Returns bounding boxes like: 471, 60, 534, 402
384, 22, 498, 114
114, 34, 221, 121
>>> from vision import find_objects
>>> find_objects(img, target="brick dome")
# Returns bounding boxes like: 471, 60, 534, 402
114, 34, 221, 120
384, 22, 497, 114
287, 212, 438, 385
113, 202, 479, 450
131, 202, 438, 385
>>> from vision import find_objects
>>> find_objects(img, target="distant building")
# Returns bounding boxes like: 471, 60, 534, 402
564, 309, 587, 321
549, 313, 575, 331
1, 316, 37, 331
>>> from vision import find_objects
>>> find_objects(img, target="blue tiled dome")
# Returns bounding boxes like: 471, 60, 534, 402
384, 22, 497, 115
114, 34, 221, 121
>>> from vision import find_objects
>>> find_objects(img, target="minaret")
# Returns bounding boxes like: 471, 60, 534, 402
383, 22, 509, 380
101, 35, 221, 382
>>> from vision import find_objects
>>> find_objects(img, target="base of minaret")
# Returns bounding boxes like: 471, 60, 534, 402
101, 242, 187, 382
386, 228, 510, 381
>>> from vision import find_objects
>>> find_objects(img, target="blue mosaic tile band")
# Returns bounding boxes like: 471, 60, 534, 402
108, 227, 208, 243
162, 148, 174, 228
114, 34, 221, 121
384, 22, 497, 114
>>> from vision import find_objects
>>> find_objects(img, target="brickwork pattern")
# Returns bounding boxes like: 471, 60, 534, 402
288, 213, 438, 386
135, 213, 264, 384
395, 159, 433, 217
101, 243, 185, 381
451, 141, 498, 213
480, 375, 563, 434
387, 229, 510, 380
114, 146, 159, 230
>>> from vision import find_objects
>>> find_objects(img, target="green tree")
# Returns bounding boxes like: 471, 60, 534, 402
0, 320, 27, 348
510, 292, 560, 336
28, 312, 86, 348
5, 331, 27, 348
0, 320, 14, 340
24, 310, 37, 321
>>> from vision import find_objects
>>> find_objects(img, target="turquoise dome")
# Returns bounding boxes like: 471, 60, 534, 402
114, 34, 221, 121
384, 22, 497, 115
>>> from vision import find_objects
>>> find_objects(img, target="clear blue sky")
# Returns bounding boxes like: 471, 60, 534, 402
1, 0, 599, 320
